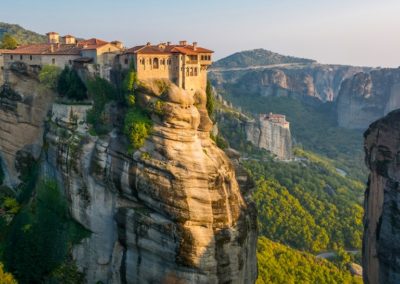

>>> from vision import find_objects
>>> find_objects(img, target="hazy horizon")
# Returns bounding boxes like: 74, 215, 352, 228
1, 0, 399, 67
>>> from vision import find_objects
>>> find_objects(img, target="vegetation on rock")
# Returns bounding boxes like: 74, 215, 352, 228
124, 107, 152, 150
39, 65, 62, 90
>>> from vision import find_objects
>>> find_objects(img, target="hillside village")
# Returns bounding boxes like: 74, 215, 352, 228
0, 32, 213, 94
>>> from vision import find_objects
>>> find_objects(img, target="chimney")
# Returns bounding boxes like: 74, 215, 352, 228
179, 40, 187, 46
46, 32, 60, 44
167, 41, 171, 46
146, 42, 151, 46
193, 42, 198, 50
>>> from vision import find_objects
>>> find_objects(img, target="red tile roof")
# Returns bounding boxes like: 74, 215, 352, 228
4, 44, 81, 55
4, 38, 115, 55
124, 43, 213, 55
78, 38, 109, 50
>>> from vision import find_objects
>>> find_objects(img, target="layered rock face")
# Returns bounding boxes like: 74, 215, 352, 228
363, 110, 400, 284
337, 68, 400, 130
43, 80, 257, 283
0, 66, 54, 186
245, 114, 292, 160
210, 63, 367, 102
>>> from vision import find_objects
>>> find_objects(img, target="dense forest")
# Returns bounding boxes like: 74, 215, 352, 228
256, 237, 362, 284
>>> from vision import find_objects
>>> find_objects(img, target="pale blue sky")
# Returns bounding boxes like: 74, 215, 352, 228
1, 0, 399, 67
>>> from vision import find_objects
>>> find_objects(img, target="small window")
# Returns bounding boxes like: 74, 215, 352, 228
30, 55, 33, 61
69, 60, 72, 65
52, 58, 55, 64
124, 58, 128, 65
10, 55, 13, 60
20, 55, 23, 60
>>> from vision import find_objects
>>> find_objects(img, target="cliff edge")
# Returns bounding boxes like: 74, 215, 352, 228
363, 109, 400, 284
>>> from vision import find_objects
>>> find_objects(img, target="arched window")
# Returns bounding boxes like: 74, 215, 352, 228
167, 58, 171, 65
153, 58, 159, 69
186, 67, 189, 76
194, 67, 198, 76
190, 67, 193, 76
160, 59, 165, 65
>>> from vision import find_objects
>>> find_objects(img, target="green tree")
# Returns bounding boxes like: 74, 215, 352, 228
57, 66, 87, 100
206, 80, 215, 117
0, 34, 18, 49
39, 65, 61, 90
4, 180, 69, 283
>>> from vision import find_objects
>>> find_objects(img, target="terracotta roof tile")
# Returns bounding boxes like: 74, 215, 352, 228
124, 43, 213, 55
5, 44, 81, 55
78, 38, 109, 50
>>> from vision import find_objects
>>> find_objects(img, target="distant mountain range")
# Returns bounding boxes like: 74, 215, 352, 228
211, 48, 316, 69
0, 22, 46, 45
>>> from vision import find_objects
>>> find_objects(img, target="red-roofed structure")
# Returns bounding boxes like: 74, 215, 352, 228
120, 41, 213, 93
2, 32, 123, 74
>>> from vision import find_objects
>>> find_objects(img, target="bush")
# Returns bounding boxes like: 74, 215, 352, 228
39, 65, 61, 90
124, 108, 152, 150
57, 66, 87, 101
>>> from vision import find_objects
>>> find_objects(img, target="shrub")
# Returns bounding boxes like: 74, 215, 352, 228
124, 108, 152, 150
39, 65, 61, 90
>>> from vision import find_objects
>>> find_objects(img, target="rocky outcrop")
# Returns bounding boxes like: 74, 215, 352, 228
0, 67, 54, 186
42, 80, 257, 283
210, 63, 367, 102
245, 113, 292, 160
363, 109, 400, 284
337, 68, 400, 130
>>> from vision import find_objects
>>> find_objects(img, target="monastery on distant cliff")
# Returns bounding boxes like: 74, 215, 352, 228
0, 32, 213, 93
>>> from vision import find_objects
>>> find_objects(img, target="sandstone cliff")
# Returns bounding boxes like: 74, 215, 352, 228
210, 63, 367, 102
0, 68, 258, 283
0, 64, 54, 186
337, 68, 400, 130
245, 114, 292, 160
363, 109, 400, 284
